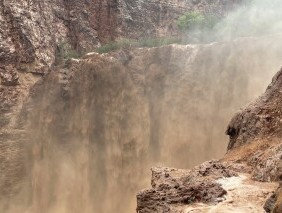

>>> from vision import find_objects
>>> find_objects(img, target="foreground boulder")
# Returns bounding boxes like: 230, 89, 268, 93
137, 161, 277, 212
137, 161, 235, 212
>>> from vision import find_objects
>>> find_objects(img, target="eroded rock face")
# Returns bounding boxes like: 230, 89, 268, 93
0, 0, 102, 74
226, 68, 282, 150
0, 0, 241, 140
117, 0, 241, 39
264, 185, 282, 213
0, 0, 243, 145
132, 33, 282, 212
224, 66, 282, 213
0, 0, 240, 75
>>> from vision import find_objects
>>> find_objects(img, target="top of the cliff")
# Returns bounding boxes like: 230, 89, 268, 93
0, 0, 242, 76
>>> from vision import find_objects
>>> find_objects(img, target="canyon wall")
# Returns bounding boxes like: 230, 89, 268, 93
2, 0, 281, 213
0, 1, 223, 203
2, 34, 282, 212
116, 0, 242, 39
0, 0, 240, 140
0, 0, 244, 160
0, 0, 240, 75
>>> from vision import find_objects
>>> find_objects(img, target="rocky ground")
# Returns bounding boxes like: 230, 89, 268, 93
137, 164, 278, 212
137, 65, 282, 212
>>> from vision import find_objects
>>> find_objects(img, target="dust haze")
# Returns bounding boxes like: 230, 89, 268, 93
2, 0, 282, 213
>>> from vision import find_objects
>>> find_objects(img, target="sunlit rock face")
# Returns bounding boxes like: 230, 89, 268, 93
1, 34, 282, 212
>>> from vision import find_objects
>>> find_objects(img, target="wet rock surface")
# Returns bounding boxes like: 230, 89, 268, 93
224, 67, 282, 212
136, 160, 278, 213
137, 161, 234, 213
226, 68, 282, 150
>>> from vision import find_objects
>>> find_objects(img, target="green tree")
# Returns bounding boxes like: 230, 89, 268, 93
177, 11, 220, 43
177, 11, 205, 31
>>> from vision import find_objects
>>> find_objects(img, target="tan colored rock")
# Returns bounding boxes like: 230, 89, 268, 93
274, 187, 282, 213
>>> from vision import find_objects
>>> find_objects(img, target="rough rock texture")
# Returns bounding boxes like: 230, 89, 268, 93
0, 0, 240, 76
117, 0, 242, 39
136, 161, 277, 213
249, 142, 282, 182
224, 67, 282, 213
0, 1, 223, 207
137, 65, 282, 212
226, 68, 282, 150
273, 186, 282, 213
264, 185, 282, 213
136, 161, 235, 213
0, 0, 100, 75
225, 68, 282, 184
0, 0, 242, 145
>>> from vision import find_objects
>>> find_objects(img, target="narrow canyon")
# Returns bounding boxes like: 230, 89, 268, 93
0, 0, 282, 213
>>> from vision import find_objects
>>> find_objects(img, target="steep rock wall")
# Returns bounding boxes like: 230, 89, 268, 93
0, 2, 243, 210
0, 0, 240, 138
227, 68, 282, 150
117, 0, 242, 39
0, 0, 241, 74
225, 58, 282, 213
2, 34, 282, 212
